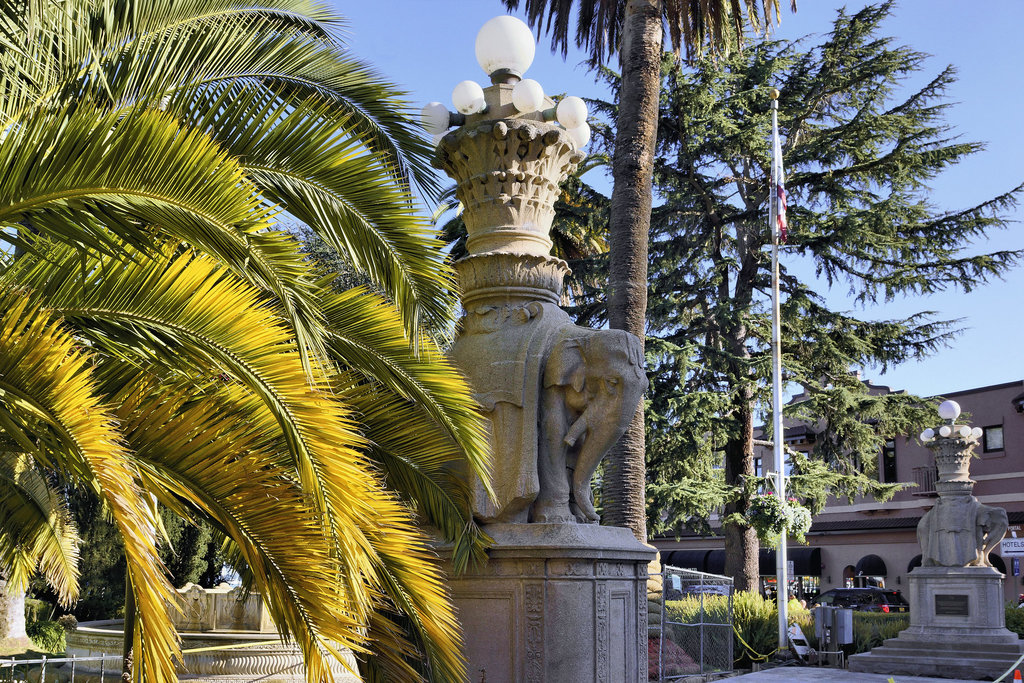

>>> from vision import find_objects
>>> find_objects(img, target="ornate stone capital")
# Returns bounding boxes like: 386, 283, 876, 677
435, 118, 584, 258
926, 434, 976, 496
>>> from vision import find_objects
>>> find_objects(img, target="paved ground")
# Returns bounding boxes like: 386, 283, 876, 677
727, 666, 1004, 682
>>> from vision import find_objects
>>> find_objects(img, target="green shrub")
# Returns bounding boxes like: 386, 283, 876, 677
731, 592, 777, 665
1005, 603, 1024, 638
851, 612, 908, 653
657, 591, 918, 668
663, 595, 733, 670
26, 620, 65, 653
23, 597, 51, 624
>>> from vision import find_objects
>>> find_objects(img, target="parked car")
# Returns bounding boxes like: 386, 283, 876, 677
814, 587, 909, 613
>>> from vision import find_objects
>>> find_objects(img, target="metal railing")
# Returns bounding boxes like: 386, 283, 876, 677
911, 465, 938, 496
0, 653, 122, 682
649, 566, 734, 681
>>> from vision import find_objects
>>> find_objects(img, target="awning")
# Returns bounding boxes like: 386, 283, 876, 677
907, 554, 922, 573
990, 553, 1007, 574
758, 547, 822, 576
855, 553, 887, 576
662, 549, 711, 571
706, 550, 726, 575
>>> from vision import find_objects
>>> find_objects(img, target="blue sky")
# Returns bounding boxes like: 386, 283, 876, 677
335, 1, 1023, 400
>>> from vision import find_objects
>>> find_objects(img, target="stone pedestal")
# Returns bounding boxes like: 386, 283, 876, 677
849, 567, 1024, 679
440, 524, 656, 683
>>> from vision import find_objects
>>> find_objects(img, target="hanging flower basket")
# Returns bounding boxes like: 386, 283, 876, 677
747, 495, 812, 545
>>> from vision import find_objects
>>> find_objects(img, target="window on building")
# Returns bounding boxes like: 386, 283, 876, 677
881, 439, 897, 483
753, 456, 763, 477
983, 425, 1004, 453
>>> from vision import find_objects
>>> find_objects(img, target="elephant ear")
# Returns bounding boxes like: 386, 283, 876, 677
544, 338, 585, 393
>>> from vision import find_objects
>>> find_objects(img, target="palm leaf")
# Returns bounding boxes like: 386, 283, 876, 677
0, 452, 80, 605
0, 104, 329, 369
321, 287, 491, 490
0, 288, 178, 682
178, 85, 456, 336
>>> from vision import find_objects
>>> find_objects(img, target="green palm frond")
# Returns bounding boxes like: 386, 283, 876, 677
0, 288, 178, 682
321, 287, 491, 485
16, 0, 437, 198
8, 244, 353, 520
0, 452, 79, 604
0, 103, 329, 367
179, 85, 456, 335
339, 379, 491, 573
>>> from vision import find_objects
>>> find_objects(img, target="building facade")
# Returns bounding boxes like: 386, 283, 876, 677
652, 380, 1024, 604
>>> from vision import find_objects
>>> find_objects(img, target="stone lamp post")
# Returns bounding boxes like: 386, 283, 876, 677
423, 16, 655, 683
850, 400, 1023, 679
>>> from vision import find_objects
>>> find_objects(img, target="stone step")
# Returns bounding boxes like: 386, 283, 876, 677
880, 637, 1024, 657
865, 644, 1023, 662
849, 652, 1021, 680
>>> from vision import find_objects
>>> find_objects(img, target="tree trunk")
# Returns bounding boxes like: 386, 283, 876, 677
722, 384, 759, 591
0, 577, 29, 646
601, 0, 663, 543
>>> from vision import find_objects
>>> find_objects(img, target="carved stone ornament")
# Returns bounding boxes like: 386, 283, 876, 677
435, 117, 584, 258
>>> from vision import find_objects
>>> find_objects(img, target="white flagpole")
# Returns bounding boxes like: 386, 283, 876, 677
769, 89, 789, 652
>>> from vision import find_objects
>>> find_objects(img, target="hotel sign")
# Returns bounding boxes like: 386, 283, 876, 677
1000, 537, 1024, 556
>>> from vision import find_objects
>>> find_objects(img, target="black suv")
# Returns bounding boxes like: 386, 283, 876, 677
815, 588, 909, 613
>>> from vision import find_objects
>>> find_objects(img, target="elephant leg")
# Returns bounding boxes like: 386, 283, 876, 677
532, 389, 574, 523
570, 465, 599, 524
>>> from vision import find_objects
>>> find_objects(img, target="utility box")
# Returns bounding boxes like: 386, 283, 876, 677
813, 606, 853, 647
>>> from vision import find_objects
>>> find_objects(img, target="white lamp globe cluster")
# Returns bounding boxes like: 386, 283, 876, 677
419, 15, 592, 150
919, 400, 984, 443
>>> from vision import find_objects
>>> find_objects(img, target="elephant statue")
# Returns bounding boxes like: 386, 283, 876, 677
532, 328, 647, 524
918, 494, 1008, 568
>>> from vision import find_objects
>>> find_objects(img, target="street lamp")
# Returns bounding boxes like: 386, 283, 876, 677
420, 16, 591, 150
920, 400, 983, 443
422, 16, 655, 682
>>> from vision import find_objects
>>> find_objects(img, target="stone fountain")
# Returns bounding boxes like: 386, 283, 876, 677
425, 16, 656, 683
56, 584, 356, 682
850, 400, 1024, 679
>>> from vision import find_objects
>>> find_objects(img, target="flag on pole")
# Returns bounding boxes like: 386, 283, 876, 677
771, 108, 788, 243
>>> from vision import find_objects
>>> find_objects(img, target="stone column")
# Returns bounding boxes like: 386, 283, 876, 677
435, 82, 655, 682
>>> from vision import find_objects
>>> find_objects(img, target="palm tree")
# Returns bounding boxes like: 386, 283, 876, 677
503, 0, 793, 545
0, 1, 490, 680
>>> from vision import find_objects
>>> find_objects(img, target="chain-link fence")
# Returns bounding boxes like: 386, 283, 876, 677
649, 566, 734, 681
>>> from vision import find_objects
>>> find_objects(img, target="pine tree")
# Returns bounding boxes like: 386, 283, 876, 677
594, 2, 1023, 588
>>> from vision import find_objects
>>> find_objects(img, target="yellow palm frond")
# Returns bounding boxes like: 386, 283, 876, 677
0, 452, 79, 604
0, 289, 178, 682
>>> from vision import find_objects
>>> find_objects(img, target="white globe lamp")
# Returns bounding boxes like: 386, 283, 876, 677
920, 428, 934, 442
475, 16, 535, 82
972, 427, 983, 439
421, 102, 451, 136
937, 400, 961, 422
566, 122, 591, 149
959, 425, 972, 438
939, 425, 952, 438
452, 80, 486, 115
512, 78, 545, 113
556, 96, 588, 128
